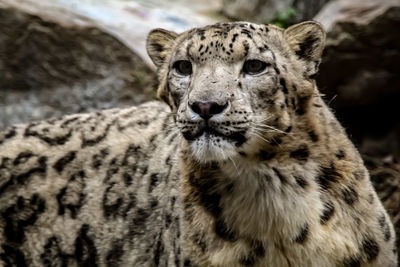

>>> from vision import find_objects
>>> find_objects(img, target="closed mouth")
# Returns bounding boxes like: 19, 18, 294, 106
182, 126, 247, 147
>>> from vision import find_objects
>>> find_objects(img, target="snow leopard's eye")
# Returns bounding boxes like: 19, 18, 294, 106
173, 60, 192, 76
243, 60, 270, 75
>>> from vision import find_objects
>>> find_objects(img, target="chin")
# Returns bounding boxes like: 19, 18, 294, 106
189, 133, 237, 163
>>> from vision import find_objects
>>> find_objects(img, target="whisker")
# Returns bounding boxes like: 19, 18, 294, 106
167, 128, 181, 137
220, 148, 240, 177
252, 115, 273, 123
252, 132, 271, 144
163, 125, 178, 133
228, 155, 240, 177
251, 126, 278, 134
250, 122, 287, 134
271, 137, 282, 147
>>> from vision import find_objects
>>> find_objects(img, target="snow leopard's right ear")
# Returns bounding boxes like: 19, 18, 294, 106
284, 21, 325, 78
284, 21, 325, 62
146, 29, 178, 68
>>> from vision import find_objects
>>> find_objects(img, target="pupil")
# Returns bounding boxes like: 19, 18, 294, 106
180, 61, 191, 74
250, 62, 260, 70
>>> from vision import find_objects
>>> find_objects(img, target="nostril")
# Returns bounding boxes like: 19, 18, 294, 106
190, 102, 202, 115
209, 102, 228, 115
189, 101, 228, 120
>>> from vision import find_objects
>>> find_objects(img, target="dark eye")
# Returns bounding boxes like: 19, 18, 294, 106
243, 60, 269, 75
173, 60, 192, 76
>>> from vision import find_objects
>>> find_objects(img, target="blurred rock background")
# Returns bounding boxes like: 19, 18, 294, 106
0, 7, 156, 127
0, 0, 399, 258
0, 0, 221, 128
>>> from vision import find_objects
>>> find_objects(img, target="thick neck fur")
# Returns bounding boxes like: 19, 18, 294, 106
179, 93, 364, 262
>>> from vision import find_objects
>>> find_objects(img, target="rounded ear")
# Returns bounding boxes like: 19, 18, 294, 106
284, 21, 326, 61
146, 29, 178, 68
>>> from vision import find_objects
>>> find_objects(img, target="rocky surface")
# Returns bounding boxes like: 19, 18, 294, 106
315, 0, 400, 158
221, 0, 330, 25
0, 5, 157, 129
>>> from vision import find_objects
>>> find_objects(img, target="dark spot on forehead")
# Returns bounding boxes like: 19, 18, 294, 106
232, 33, 239, 43
241, 29, 252, 38
258, 45, 268, 53
242, 41, 250, 56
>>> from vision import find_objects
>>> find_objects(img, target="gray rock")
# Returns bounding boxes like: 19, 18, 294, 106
314, 0, 400, 158
221, 0, 330, 24
0, 7, 156, 129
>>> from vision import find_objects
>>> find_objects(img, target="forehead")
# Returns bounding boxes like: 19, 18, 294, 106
176, 22, 280, 63
192, 22, 269, 40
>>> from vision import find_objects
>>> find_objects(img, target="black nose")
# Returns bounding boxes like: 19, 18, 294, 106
190, 101, 228, 120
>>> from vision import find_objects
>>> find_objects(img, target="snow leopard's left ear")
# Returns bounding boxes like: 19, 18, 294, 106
146, 29, 178, 68
284, 21, 325, 77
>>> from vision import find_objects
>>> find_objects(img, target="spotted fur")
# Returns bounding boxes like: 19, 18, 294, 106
0, 21, 397, 266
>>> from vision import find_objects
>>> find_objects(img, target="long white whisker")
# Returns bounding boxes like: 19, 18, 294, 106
253, 116, 272, 123
168, 129, 181, 137
220, 148, 240, 177
251, 126, 278, 134
228, 156, 240, 177
250, 122, 287, 134
252, 132, 271, 144
271, 137, 282, 147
